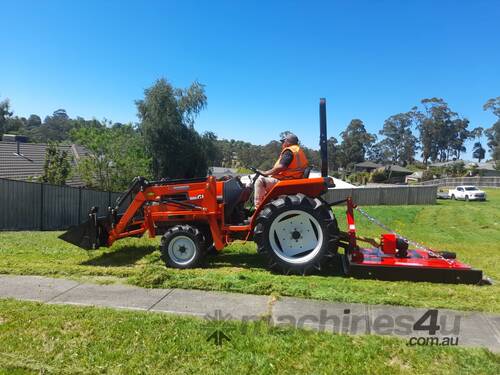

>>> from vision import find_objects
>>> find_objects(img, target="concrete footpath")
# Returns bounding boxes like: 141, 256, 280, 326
0, 274, 499, 352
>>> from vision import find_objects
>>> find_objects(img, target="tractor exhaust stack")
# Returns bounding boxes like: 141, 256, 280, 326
319, 98, 328, 177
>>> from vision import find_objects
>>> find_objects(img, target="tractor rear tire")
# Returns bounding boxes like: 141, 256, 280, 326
253, 193, 339, 275
160, 225, 205, 269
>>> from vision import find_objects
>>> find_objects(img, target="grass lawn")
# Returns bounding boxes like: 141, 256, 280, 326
0, 190, 499, 313
0, 299, 498, 374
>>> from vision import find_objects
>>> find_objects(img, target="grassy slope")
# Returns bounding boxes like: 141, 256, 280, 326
0, 190, 498, 312
0, 300, 498, 374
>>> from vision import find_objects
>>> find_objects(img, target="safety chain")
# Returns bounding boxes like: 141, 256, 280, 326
354, 206, 452, 263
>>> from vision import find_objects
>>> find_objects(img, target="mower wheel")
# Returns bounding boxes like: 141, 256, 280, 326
160, 225, 205, 269
254, 193, 339, 275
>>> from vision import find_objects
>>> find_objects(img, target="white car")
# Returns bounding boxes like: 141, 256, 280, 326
448, 186, 486, 201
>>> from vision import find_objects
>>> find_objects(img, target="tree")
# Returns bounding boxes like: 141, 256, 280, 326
41, 143, 72, 185
258, 141, 282, 170
472, 142, 486, 163
366, 139, 392, 164
211, 138, 266, 169
71, 121, 151, 191
470, 127, 483, 139
447, 118, 471, 160
485, 123, 500, 162
378, 111, 418, 166
52, 109, 69, 120
201, 131, 223, 168
415, 98, 476, 164
27, 114, 42, 129
483, 97, 500, 117
0, 98, 13, 136
0, 99, 29, 136
444, 161, 466, 177
326, 136, 339, 172
176, 81, 207, 128
483, 97, 500, 162
34, 109, 73, 142
136, 78, 208, 179
3, 116, 26, 134
338, 119, 376, 169
470, 127, 485, 164
302, 146, 320, 170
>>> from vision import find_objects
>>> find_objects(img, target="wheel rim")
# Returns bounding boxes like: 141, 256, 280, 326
167, 236, 197, 265
268, 210, 324, 264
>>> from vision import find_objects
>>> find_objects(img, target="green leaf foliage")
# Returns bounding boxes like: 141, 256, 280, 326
484, 97, 500, 163
71, 122, 151, 191
136, 78, 209, 179
41, 142, 72, 185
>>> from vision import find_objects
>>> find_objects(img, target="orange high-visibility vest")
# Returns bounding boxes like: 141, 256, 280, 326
272, 145, 309, 180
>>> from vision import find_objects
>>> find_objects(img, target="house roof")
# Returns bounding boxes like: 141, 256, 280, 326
476, 162, 497, 171
385, 165, 413, 174
0, 141, 88, 186
355, 161, 383, 169
354, 161, 412, 174
429, 159, 476, 167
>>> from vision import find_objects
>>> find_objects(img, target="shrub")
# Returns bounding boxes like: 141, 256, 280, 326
421, 170, 434, 181
370, 169, 388, 183
347, 172, 370, 185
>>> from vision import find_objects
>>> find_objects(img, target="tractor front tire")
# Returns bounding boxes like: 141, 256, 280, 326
253, 194, 339, 275
160, 225, 205, 269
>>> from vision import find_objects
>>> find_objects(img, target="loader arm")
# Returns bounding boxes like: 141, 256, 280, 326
108, 190, 148, 245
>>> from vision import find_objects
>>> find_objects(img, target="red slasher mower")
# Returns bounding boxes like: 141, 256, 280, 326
60, 99, 488, 285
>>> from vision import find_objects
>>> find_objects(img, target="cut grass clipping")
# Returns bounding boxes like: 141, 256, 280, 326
0, 190, 499, 313
0, 300, 498, 374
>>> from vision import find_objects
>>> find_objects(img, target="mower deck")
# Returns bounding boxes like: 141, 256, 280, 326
336, 196, 487, 285
343, 247, 484, 284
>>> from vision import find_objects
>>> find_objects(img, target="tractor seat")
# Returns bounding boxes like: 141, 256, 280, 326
223, 177, 251, 223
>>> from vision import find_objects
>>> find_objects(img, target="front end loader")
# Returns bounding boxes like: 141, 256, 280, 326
60, 99, 488, 284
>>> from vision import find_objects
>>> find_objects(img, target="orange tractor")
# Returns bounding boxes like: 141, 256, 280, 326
60, 99, 486, 284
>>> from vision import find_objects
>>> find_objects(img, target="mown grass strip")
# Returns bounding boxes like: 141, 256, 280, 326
0, 190, 499, 313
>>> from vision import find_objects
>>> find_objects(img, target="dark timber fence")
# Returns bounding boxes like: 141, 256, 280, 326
0, 178, 121, 231
324, 186, 437, 206
0, 178, 437, 231
417, 176, 500, 188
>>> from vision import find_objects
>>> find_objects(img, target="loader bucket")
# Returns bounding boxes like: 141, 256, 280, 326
59, 207, 108, 250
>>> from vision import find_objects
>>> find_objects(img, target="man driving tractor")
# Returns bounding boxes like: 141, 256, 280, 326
254, 132, 309, 207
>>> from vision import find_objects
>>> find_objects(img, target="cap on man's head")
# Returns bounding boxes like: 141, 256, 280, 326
280, 133, 299, 145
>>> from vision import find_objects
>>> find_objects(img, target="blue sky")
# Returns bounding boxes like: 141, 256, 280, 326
1, 0, 499, 159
